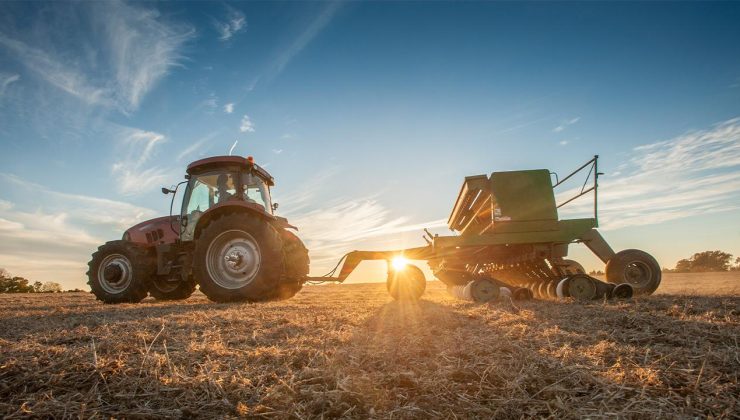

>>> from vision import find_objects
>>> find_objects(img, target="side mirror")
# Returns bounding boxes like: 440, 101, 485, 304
162, 187, 175, 195
272, 202, 279, 211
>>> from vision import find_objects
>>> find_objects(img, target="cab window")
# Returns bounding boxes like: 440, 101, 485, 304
242, 172, 272, 213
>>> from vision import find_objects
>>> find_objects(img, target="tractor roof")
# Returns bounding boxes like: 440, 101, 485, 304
187, 155, 274, 186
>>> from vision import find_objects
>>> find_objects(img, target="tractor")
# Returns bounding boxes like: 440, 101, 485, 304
88, 155, 309, 303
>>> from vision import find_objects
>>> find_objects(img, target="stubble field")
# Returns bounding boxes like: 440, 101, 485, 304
0, 272, 738, 418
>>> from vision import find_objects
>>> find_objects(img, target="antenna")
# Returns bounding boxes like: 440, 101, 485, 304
228, 140, 238, 156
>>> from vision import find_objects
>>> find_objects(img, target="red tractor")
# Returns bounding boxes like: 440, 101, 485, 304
87, 156, 309, 303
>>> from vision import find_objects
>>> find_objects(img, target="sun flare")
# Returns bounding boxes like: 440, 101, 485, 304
391, 256, 409, 270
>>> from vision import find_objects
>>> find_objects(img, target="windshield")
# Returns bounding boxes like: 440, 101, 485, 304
180, 170, 237, 240
242, 172, 272, 212
180, 169, 272, 241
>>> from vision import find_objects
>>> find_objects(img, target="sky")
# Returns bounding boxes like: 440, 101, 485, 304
0, 1, 739, 290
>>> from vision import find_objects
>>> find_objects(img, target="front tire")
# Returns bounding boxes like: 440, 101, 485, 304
87, 241, 153, 304
606, 249, 661, 295
194, 213, 284, 302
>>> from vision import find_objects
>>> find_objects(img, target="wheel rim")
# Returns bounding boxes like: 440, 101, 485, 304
568, 275, 597, 300
624, 261, 653, 288
206, 229, 261, 289
470, 278, 499, 302
98, 253, 133, 294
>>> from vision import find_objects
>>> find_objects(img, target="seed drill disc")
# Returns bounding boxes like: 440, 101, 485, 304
469, 278, 500, 303
568, 275, 597, 301
612, 283, 634, 299
556, 278, 570, 299
546, 281, 558, 298
447, 285, 467, 300
537, 281, 549, 299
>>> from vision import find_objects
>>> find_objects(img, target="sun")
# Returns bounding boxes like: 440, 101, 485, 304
391, 256, 409, 270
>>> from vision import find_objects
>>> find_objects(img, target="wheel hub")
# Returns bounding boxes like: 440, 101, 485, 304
206, 230, 261, 289
625, 262, 651, 287
568, 275, 597, 300
97, 254, 133, 294
104, 264, 123, 282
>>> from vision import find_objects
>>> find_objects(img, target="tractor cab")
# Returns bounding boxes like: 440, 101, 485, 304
180, 156, 275, 241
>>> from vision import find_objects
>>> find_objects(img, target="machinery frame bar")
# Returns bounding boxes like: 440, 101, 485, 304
553, 155, 600, 227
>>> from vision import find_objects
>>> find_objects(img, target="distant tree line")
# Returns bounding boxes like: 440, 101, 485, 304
0, 268, 70, 293
664, 251, 740, 273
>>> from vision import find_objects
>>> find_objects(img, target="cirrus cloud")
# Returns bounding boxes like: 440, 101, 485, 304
558, 117, 740, 230
0, 1, 193, 114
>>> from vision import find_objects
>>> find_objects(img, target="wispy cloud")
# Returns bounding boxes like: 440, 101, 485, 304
0, 73, 20, 96
0, 208, 100, 247
1, 173, 157, 231
289, 197, 446, 271
497, 116, 550, 135
200, 94, 218, 114
0, 173, 158, 288
250, 1, 342, 90
177, 132, 220, 161
272, 149, 283, 154
0, 1, 192, 113
552, 116, 580, 133
0, 32, 113, 106
96, 1, 192, 112
110, 127, 170, 195
240, 114, 255, 132
274, 2, 341, 76
214, 6, 246, 41
274, 168, 446, 273
223, 102, 234, 113
558, 117, 740, 230
0, 206, 101, 288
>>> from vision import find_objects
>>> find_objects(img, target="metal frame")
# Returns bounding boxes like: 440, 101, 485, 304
553, 155, 602, 227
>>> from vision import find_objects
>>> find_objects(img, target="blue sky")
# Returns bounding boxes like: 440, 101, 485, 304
1, 1, 739, 289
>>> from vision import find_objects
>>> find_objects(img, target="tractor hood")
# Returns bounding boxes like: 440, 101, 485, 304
123, 216, 180, 247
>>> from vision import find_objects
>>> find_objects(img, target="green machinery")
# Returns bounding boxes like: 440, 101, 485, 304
313, 156, 661, 301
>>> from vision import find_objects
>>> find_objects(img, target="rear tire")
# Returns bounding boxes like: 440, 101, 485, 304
194, 213, 284, 302
87, 241, 153, 304
606, 249, 661, 295
272, 230, 309, 300
149, 276, 196, 301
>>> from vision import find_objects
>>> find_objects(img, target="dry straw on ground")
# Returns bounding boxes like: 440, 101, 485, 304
0, 273, 738, 418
